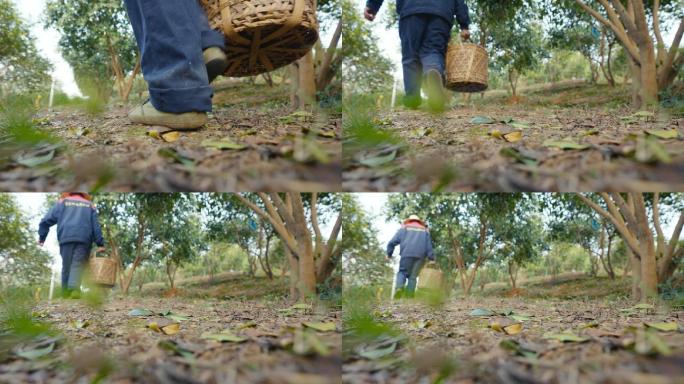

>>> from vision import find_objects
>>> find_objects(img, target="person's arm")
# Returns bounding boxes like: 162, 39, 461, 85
91, 208, 105, 248
426, 232, 435, 261
386, 228, 404, 258
455, 0, 471, 32
365, 0, 384, 21
38, 203, 61, 245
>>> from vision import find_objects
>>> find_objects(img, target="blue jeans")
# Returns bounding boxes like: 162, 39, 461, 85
396, 257, 426, 294
59, 242, 91, 291
399, 14, 453, 100
123, 0, 225, 113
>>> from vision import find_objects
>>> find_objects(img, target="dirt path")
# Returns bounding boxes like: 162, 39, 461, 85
1, 296, 341, 383
344, 104, 684, 191
343, 297, 684, 384
1, 94, 341, 191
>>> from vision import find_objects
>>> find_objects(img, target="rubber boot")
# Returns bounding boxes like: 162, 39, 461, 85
424, 69, 446, 112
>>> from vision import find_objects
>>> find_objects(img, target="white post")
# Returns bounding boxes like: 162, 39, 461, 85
390, 73, 399, 111
48, 75, 56, 112
390, 257, 398, 301
48, 268, 56, 304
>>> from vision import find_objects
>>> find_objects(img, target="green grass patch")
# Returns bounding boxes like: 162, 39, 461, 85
343, 94, 402, 150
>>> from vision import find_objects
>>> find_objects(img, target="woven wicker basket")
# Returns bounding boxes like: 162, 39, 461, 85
445, 41, 489, 92
89, 256, 117, 287
417, 264, 443, 291
200, 0, 319, 77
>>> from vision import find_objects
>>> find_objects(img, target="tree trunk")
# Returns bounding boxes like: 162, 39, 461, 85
316, 19, 342, 92
508, 69, 518, 97
285, 247, 299, 300
166, 260, 176, 290
121, 55, 141, 103
605, 237, 615, 279
121, 218, 146, 295
290, 63, 301, 108
638, 43, 659, 106
629, 248, 642, 300
606, 40, 616, 87
296, 51, 316, 108
573, 0, 684, 107
628, 60, 643, 107
634, 197, 658, 299
508, 260, 518, 289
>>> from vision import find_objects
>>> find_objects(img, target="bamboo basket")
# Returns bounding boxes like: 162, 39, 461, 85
445, 40, 489, 92
417, 263, 443, 291
199, 0, 319, 77
89, 255, 117, 288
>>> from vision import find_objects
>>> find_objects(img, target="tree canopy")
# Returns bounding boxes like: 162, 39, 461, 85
0, 0, 52, 95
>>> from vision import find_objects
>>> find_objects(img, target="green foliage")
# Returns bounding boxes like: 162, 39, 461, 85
342, 194, 392, 286
341, 0, 395, 95
0, 0, 53, 95
95, 193, 185, 269
0, 195, 51, 287
0, 95, 59, 167
488, 12, 545, 92
149, 195, 206, 278
45, 0, 138, 101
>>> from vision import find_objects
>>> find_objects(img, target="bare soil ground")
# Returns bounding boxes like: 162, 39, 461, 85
0, 277, 341, 383
343, 84, 684, 191
343, 295, 684, 384
0, 82, 341, 191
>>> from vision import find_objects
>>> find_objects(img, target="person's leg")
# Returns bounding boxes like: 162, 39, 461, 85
123, 0, 216, 114
406, 258, 426, 297
399, 15, 428, 108
197, 5, 228, 83
395, 257, 411, 298
59, 243, 74, 298
67, 244, 92, 297
419, 16, 453, 111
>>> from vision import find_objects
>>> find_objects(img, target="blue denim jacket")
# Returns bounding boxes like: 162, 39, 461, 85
38, 196, 104, 246
387, 222, 435, 260
366, 0, 471, 29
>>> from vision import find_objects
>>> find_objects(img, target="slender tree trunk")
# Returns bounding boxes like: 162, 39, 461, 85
122, 218, 146, 295
508, 69, 518, 97
606, 40, 616, 87
316, 19, 342, 92
166, 260, 176, 290
508, 260, 518, 289
629, 60, 643, 107
605, 236, 615, 279
121, 55, 141, 103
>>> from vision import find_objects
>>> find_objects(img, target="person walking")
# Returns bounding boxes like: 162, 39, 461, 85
387, 214, 435, 298
365, 0, 471, 111
38, 193, 105, 299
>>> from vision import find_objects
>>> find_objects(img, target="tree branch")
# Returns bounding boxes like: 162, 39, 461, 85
577, 194, 643, 259
658, 16, 684, 86
653, 193, 666, 257
575, 0, 640, 62
236, 194, 300, 259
